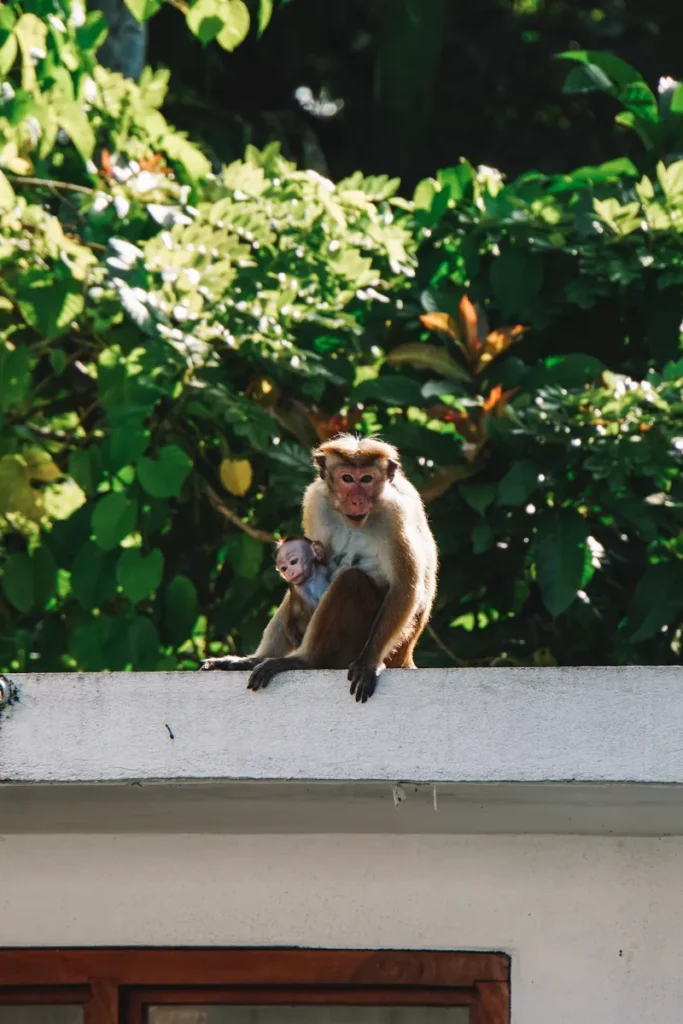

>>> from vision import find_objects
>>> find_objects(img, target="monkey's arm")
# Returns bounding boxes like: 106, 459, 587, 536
347, 539, 419, 702
200, 594, 292, 671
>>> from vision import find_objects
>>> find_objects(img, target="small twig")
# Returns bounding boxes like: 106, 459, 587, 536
7, 175, 95, 196
205, 484, 276, 544
427, 624, 469, 667
164, 0, 190, 14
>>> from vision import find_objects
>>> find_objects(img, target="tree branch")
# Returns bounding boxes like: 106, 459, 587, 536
7, 175, 95, 196
205, 484, 276, 544
426, 623, 469, 666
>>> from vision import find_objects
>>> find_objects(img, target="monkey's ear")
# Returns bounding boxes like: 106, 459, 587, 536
311, 540, 325, 562
387, 458, 399, 482
314, 454, 327, 479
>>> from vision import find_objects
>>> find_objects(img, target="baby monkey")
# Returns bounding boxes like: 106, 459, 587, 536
275, 536, 330, 650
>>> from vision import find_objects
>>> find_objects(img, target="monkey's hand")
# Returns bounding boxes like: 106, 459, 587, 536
247, 655, 307, 692
347, 660, 382, 703
200, 655, 261, 672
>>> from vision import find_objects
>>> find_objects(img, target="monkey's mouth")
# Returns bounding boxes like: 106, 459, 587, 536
345, 514, 367, 526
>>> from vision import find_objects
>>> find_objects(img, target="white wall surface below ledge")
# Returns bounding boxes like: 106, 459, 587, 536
2, 666, 683, 785
2, 831, 683, 1024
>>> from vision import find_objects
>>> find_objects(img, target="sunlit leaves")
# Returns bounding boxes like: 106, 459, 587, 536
187, 0, 250, 49
125, 0, 164, 23
137, 446, 193, 499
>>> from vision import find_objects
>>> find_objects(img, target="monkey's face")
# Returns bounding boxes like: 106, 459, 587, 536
276, 541, 315, 586
330, 464, 383, 528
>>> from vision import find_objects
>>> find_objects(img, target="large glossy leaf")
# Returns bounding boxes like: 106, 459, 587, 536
117, 548, 164, 604
534, 512, 590, 618
626, 563, 683, 643
385, 344, 471, 382
137, 446, 193, 499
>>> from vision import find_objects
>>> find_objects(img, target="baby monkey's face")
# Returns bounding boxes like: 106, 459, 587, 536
275, 537, 325, 586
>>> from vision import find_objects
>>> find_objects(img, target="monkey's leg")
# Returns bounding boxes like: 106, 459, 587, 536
246, 569, 385, 696
200, 655, 264, 672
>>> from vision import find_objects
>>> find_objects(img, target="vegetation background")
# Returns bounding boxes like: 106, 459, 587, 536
2, 0, 683, 674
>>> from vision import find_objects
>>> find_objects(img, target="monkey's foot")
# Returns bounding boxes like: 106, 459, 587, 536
247, 656, 307, 692
348, 661, 381, 703
200, 655, 259, 672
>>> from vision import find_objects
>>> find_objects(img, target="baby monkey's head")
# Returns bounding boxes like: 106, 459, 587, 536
275, 536, 326, 587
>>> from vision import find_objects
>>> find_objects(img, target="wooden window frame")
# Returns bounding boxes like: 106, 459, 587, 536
0, 949, 510, 1024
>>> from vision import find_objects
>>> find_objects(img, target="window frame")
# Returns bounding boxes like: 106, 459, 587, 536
0, 949, 510, 1024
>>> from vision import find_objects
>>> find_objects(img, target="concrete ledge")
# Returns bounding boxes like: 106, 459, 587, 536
2, 666, 683, 784
3, 667, 683, 836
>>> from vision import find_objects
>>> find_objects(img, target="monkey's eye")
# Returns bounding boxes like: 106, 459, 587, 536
290, 558, 299, 566
359, 474, 373, 483
341, 473, 354, 483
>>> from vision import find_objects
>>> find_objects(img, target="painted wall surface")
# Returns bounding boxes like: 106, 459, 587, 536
1, 832, 680, 1024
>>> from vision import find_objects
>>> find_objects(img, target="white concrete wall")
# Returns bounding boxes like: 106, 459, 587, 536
6, 666, 683, 784
1, 831, 680, 1024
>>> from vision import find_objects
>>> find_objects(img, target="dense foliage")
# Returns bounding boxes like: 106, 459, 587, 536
1, 5, 683, 672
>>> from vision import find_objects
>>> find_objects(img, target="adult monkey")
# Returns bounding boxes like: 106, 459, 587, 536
202, 434, 438, 702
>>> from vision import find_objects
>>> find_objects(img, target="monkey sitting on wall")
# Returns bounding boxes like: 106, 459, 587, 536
202, 434, 439, 703
275, 536, 330, 650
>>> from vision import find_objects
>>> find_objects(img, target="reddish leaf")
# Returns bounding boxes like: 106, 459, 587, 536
419, 312, 458, 340
475, 325, 527, 373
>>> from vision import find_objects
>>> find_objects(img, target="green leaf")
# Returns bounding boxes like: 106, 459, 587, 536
76, 11, 108, 51
497, 461, 539, 507
626, 563, 683, 643
0, 344, 31, 413
472, 522, 493, 554
223, 534, 264, 579
14, 13, 47, 89
525, 354, 605, 391
69, 448, 102, 496
1, 547, 57, 614
534, 512, 590, 618
0, 169, 15, 210
163, 574, 199, 643
187, 0, 225, 43
385, 344, 471, 382
0, 29, 17, 77
258, 0, 273, 35
125, 0, 163, 23
137, 445, 193, 498
57, 104, 96, 162
128, 615, 160, 669
216, 0, 250, 49
92, 492, 138, 551
556, 50, 659, 123
2, 553, 34, 613
460, 483, 497, 517
117, 547, 164, 604
354, 375, 426, 407
161, 132, 212, 180
70, 541, 118, 611
556, 50, 645, 89
32, 546, 57, 606
490, 249, 543, 319
18, 280, 85, 341
107, 426, 150, 470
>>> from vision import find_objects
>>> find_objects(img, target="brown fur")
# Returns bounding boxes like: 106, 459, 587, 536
201, 433, 439, 700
